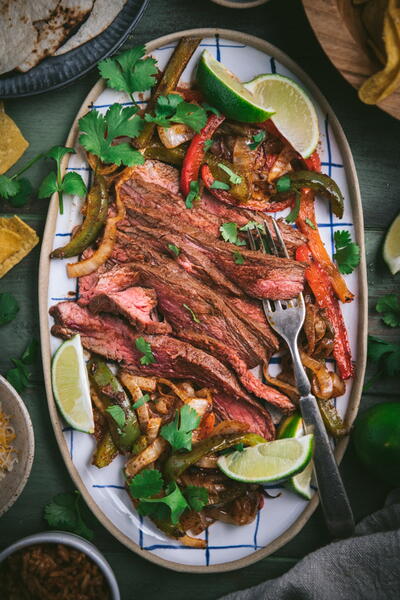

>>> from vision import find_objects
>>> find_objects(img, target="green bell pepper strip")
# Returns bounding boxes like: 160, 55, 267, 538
88, 358, 141, 453
143, 142, 186, 166
92, 430, 119, 468
50, 174, 109, 259
278, 170, 344, 219
163, 432, 266, 481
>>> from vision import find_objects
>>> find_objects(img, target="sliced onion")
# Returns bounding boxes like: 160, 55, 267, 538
146, 417, 162, 443
157, 123, 194, 148
179, 535, 207, 548
209, 420, 249, 437
268, 146, 297, 182
300, 350, 333, 399
125, 437, 168, 477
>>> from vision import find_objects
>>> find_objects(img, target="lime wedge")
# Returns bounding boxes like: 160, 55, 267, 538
196, 50, 275, 123
244, 73, 319, 158
217, 434, 314, 484
277, 413, 313, 500
383, 212, 400, 275
52, 335, 94, 434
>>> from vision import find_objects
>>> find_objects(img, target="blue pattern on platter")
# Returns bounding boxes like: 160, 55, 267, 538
48, 35, 358, 568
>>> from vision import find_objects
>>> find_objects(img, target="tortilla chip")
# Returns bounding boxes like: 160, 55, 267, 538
0, 216, 39, 278
55, 0, 127, 56
0, 102, 29, 175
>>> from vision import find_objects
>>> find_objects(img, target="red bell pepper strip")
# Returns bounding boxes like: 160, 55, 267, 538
296, 188, 354, 303
303, 150, 321, 172
180, 113, 225, 197
296, 244, 354, 380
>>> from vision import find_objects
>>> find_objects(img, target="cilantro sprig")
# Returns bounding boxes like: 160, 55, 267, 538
248, 130, 266, 151
144, 94, 207, 133
364, 335, 400, 390
98, 45, 158, 107
220, 222, 246, 246
0, 153, 42, 206
44, 491, 93, 540
135, 336, 156, 365
38, 146, 87, 214
6, 339, 39, 394
160, 405, 200, 451
0, 293, 19, 326
333, 230, 360, 274
376, 294, 400, 328
79, 104, 144, 168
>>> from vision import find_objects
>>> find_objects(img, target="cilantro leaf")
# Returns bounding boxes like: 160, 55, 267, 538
248, 130, 266, 151
219, 222, 246, 246
168, 243, 180, 257
276, 174, 291, 193
376, 294, 400, 328
44, 491, 93, 541
183, 486, 209, 511
0, 174, 20, 199
38, 171, 57, 198
305, 217, 317, 230
0, 293, 19, 326
129, 468, 163, 498
106, 405, 126, 428
137, 481, 189, 525
21, 339, 39, 364
172, 102, 207, 132
6, 338, 38, 393
61, 172, 87, 197
135, 336, 156, 365
333, 230, 360, 274
98, 45, 157, 103
364, 335, 400, 389
183, 303, 201, 323
8, 178, 33, 207
6, 367, 28, 393
161, 405, 201, 451
133, 393, 151, 409
185, 180, 200, 209
79, 105, 145, 167
211, 180, 230, 190
202, 103, 221, 116
47, 146, 75, 163
217, 163, 242, 185
145, 94, 207, 133
285, 192, 301, 224
233, 250, 245, 265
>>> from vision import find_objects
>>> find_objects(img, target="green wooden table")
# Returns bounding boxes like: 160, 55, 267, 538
0, 1, 399, 597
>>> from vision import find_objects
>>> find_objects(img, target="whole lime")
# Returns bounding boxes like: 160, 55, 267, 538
353, 402, 400, 486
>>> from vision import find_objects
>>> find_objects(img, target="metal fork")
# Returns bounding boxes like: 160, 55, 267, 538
248, 219, 354, 539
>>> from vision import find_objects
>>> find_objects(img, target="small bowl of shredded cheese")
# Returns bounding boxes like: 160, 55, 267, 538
0, 375, 34, 517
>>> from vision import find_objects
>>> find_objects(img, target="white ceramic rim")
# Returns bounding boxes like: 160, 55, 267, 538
0, 531, 120, 600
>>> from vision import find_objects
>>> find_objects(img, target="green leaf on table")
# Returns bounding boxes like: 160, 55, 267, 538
129, 468, 163, 498
0, 293, 19, 326
376, 294, 400, 328
106, 405, 126, 429
365, 335, 400, 389
21, 339, 39, 364
333, 230, 360, 274
0, 174, 20, 199
160, 405, 200, 451
98, 45, 158, 98
183, 486, 209, 511
5, 338, 39, 393
135, 336, 155, 365
61, 172, 87, 197
220, 222, 246, 246
44, 491, 93, 541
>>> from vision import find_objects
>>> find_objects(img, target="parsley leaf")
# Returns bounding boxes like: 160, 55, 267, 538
161, 405, 200, 451
129, 468, 163, 498
106, 405, 126, 429
285, 192, 301, 224
79, 104, 145, 167
203, 139, 213, 152
167, 243, 180, 257
137, 481, 188, 524
183, 486, 209, 511
305, 217, 317, 230
248, 130, 266, 151
183, 303, 201, 323
185, 180, 200, 209
133, 393, 151, 409
211, 179, 230, 190
217, 163, 242, 185
144, 94, 207, 133
233, 250, 245, 265
202, 103, 221, 116
0, 293, 19, 326
38, 146, 86, 215
44, 491, 93, 541
98, 45, 157, 105
220, 222, 246, 246
135, 336, 156, 365
333, 230, 360, 274
376, 295, 400, 328
276, 174, 291, 193
364, 335, 400, 390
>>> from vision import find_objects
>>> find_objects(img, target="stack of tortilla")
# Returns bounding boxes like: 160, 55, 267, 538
0, 0, 126, 75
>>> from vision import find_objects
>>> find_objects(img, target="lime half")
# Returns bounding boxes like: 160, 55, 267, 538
52, 335, 94, 434
196, 50, 275, 123
217, 434, 314, 484
244, 73, 319, 158
277, 413, 314, 500
383, 213, 400, 275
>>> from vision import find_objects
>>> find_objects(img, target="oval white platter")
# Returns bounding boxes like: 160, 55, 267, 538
39, 28, 367, 572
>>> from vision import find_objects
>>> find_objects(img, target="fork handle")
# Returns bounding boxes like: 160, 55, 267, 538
287, 339, 355, 539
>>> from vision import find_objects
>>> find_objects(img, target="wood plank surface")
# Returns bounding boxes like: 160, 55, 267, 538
0, 1, 399, 598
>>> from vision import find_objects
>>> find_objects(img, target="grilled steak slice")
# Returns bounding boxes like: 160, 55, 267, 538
120, 214, 306, 301
213, 393, 274, 440
50, 302, 274, 437
79, 259, 138, 306
119, 160, 305, 252
88, 287, 171, 334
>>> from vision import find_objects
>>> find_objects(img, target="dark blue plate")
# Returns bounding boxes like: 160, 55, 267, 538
0, 0, 148, 98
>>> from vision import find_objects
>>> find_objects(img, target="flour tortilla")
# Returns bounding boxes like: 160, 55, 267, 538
17, 0, 94, 72
55, 0, 127, 56
27, 0, 60, 23
0, 1, 37, 75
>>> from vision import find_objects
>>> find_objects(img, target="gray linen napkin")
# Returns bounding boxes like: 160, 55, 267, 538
220, 491, 400, 600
